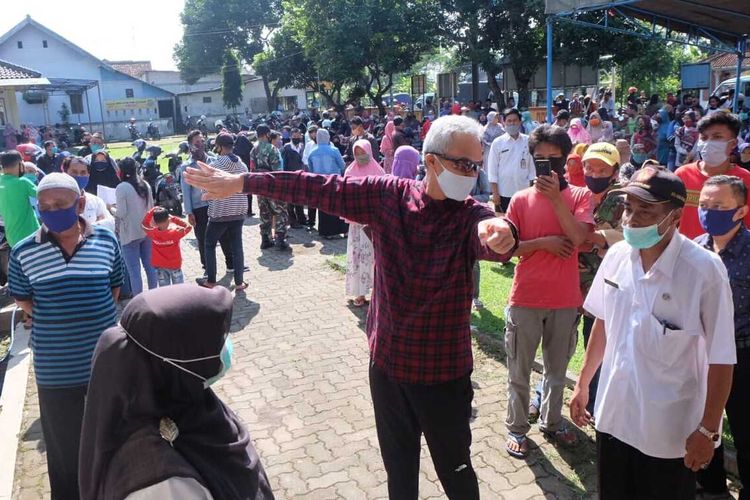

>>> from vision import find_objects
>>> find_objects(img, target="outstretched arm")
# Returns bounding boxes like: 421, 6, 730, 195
184, 161, 386, 225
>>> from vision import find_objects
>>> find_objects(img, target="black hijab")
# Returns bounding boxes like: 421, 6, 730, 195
79, 284, 274, 500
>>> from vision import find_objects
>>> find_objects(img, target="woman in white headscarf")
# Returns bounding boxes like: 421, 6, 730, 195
482, 111, 504, 168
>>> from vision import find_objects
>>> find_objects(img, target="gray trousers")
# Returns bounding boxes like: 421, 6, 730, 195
504, 306, 578, 435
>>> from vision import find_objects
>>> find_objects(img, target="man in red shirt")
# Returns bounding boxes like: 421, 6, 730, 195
142, 207, 192, 286
504, 125, 594, 458
675, 112, 750, 239
185, 115, 519, 499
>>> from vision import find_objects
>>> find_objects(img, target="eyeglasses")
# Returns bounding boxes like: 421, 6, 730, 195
427, 153, 481, 174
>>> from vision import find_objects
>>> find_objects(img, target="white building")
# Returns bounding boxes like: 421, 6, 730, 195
0, 16, 176, 141
176, 76, 308, 124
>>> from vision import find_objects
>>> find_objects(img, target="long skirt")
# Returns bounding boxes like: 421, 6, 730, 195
346, 222, 375, 297
318, 211, 348, 238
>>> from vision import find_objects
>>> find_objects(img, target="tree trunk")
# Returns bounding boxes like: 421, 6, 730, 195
487, 72, 505, 111
471, 62, 480, 103
261, 75, 276, 113
517, 81, 531, 109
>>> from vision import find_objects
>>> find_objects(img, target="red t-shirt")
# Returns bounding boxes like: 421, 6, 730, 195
507, 185, 594, 309
675, 162, 750, 239
142, 210, 192, 269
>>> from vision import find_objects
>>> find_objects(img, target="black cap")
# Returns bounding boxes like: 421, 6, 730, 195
610, 165, 687, 207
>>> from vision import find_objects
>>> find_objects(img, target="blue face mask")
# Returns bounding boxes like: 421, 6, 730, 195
51, 147, 59, 154
39, 198, 80, 233
91, 144, 103, 153
622, 210, 673, 249
699, 207, 741, 236
73, 175, 89, 191
204, 337, 233, 388
631, 152, 648, 165
23, 173, 38, 184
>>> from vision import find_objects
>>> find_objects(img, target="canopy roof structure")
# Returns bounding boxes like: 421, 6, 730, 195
21, 77, 99, 94
544, 0, 750, 120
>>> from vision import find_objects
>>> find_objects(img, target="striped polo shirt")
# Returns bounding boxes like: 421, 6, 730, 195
8, 219, 125, 388
207, 154, 249, 221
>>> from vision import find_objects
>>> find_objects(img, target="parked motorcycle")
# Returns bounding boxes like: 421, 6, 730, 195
127, 122, 141, 141
147, 122, 161, 140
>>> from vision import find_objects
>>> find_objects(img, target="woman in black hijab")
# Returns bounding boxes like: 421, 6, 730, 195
79, 284, 274, 500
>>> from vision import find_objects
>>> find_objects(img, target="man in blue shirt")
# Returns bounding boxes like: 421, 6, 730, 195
9, 173, 125, 499
179, 130, 234, 276
695, 175, 750, 500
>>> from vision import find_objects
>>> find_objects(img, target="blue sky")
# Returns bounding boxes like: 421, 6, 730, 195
0, 0, 186, 70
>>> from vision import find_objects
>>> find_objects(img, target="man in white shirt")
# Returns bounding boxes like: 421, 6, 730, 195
487, 109, 535, 213
570, 166, 736, 499
302, 124, 318, 168
62, 156, 115, 232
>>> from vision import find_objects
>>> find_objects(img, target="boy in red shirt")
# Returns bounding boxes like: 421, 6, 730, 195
675, 112, 750, 239
142, 207, 192, 286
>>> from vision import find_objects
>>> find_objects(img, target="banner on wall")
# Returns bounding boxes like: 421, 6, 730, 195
104, 98, 156, 111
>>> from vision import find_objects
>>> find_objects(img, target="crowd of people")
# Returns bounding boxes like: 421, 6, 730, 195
1, 81, 749, 499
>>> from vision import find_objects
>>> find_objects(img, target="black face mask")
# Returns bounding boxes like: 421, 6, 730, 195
292, 138, 301, 145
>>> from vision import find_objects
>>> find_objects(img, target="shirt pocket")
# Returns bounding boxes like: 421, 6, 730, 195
644, 314, 702, 375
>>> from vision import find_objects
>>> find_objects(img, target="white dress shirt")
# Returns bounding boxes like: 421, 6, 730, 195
83, 192, 115, 233
584, 233, 736, 459
487, 133, 535, 198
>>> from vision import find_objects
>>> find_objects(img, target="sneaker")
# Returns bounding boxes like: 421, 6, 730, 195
472, 299, 484, 310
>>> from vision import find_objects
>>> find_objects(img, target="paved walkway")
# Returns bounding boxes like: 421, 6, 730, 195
10, 218, 598, 499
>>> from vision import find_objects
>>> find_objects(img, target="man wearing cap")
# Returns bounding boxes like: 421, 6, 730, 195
8, 172, 125, 499
570, 166, 736, 499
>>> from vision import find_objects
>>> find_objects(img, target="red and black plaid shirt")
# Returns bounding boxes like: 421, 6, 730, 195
243, 172, 517, 384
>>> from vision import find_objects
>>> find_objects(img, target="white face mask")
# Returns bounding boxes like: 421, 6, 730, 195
698, 139, 730, 167
435, 157, 476, 201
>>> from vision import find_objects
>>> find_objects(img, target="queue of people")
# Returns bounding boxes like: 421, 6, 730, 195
2, 91, 750, 500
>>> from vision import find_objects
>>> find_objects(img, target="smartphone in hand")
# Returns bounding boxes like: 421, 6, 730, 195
535, 159, 551, 178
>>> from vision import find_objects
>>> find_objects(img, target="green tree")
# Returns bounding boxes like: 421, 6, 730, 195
173, 0, 280, 111
282, 0, 437, 114
221, 49, 244, 111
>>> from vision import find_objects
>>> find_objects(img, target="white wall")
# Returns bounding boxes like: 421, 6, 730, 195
0, 24, 104, 125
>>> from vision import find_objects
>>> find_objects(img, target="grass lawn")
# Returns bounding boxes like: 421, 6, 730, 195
104, 135, 186, 173
325, 253, 735, 448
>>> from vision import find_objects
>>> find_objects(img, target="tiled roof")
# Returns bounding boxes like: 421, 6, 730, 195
702, 50, 750, 71
0, 59, 41, 80
105, 60, 152, 79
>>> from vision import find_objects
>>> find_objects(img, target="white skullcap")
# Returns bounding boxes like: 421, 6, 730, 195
37, 172, 81, 195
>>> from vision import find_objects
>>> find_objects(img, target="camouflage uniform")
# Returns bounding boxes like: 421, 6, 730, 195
578, 185, 624, 314
251, 141, 288, 237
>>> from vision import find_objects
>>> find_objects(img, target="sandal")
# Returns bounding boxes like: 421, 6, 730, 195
541, 426, 578, 447
506, 433, 529, 458
234, 282, 249, 292
349, 297, 367, 307
196, 278, 217, 289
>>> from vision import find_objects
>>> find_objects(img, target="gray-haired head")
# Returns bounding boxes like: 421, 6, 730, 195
422, 115, 483, 156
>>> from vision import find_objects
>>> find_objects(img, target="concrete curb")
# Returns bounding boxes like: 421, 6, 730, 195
0, 321, 31, 500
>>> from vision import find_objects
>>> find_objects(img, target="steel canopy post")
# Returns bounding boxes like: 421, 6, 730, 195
735, 38, 746, 113
546, 17, 554, 123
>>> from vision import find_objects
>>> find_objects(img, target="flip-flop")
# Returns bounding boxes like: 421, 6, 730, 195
234, 282, 249, 292
506, 433, 529, 459
348, 298, 367, 307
